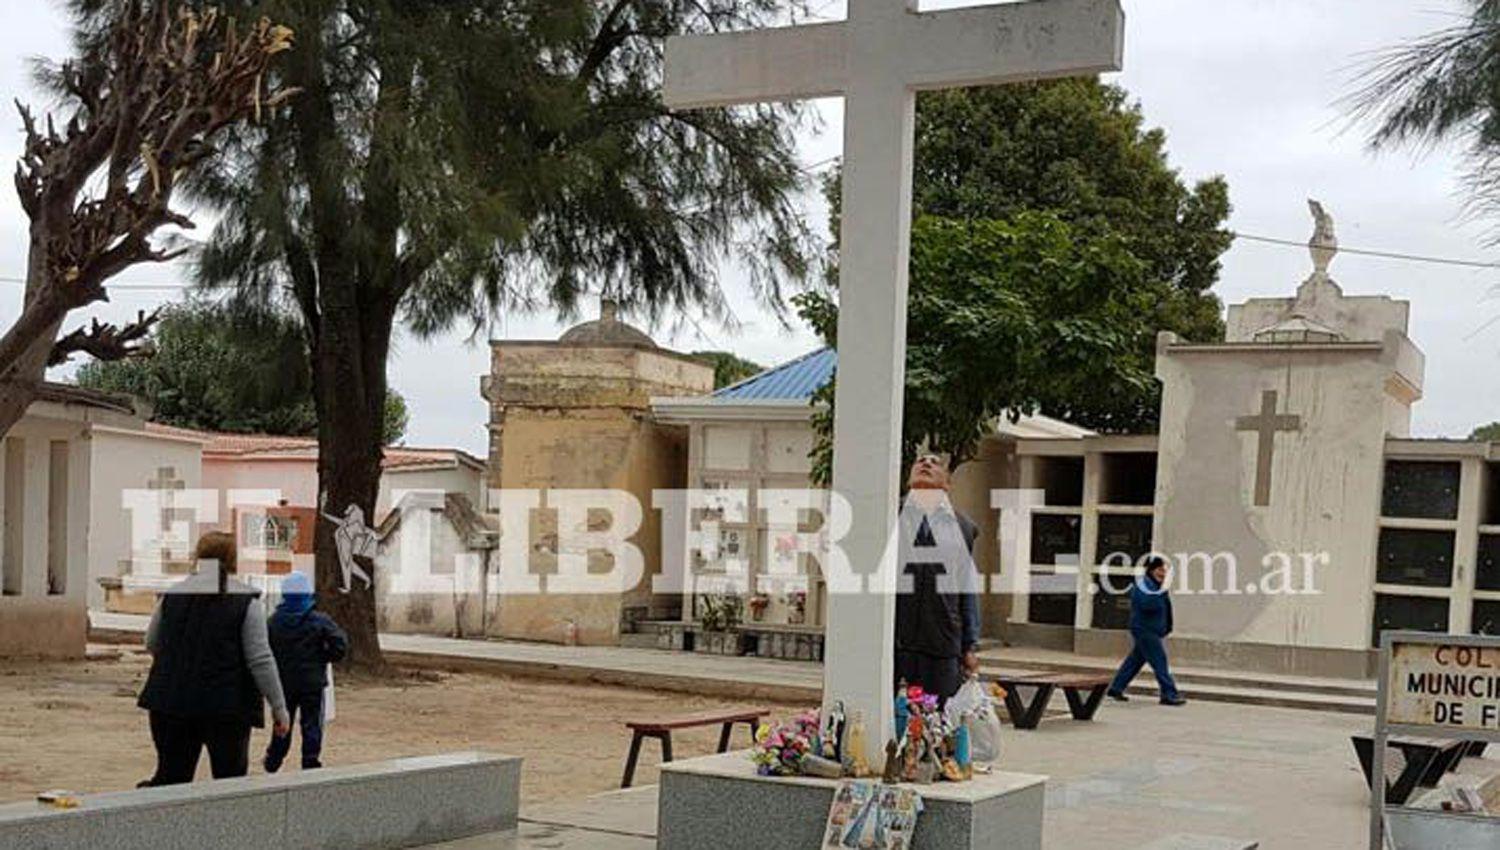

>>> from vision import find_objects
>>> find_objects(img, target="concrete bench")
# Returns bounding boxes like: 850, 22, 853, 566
992, 671, 1113, 730
1350, 735, 1467, 805
0, 752, 519, 850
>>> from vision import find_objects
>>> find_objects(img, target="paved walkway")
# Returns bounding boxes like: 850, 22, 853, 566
88, 613, 1456, 847
425, 697, 1460, 849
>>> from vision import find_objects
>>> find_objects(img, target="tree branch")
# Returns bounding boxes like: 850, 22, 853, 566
47, 309, 160, 367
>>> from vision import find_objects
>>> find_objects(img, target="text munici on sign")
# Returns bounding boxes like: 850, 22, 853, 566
1387, 640, 1500, 730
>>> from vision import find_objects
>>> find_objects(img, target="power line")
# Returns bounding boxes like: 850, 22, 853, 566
2, 209, 1499, 289
1231, 233, 1500, 271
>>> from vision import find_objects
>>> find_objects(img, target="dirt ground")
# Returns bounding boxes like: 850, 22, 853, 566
0, 646, 807, 806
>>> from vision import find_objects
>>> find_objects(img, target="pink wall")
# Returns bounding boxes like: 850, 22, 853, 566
201, 456, 319, 528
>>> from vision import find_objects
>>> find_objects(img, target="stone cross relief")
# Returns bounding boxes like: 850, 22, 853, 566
1235, 390, 1301, 507
663, 0, 1124, 765
145, 466, 191, 563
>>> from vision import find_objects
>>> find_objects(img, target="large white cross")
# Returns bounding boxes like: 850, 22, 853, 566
665, 0, 1124, 766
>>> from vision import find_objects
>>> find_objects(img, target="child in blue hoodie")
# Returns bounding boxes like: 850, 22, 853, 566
264, 571, 349, 772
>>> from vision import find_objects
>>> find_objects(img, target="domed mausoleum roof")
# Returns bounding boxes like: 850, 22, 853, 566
558, 298, 657, 348
1252, 314, 1344, 344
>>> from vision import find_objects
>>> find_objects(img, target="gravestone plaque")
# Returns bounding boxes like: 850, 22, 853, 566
1376, 528, 1455, 588
1477, 534, 1500, 592
1092, 574, 1133, 630
1036, 456, 1084, 507
1473, 600, 1500, 637
1096, 514, 1153, 565
1100, 453, 1157, 506
1381, 460, 1460, 521
1371, 594, 1449, 647
1029, 589, 1077, 626
1030, 513, 1081, 567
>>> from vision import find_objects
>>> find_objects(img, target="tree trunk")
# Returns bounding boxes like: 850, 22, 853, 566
309, 293, 392, 670
0, 336, 52, 438
0, 247, 69, 439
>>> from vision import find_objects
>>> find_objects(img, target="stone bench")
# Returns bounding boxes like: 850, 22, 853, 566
0, 752, 519, 850
992, 671, 1113, 730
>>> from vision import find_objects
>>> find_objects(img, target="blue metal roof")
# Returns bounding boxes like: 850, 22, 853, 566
714, 347, 835, 401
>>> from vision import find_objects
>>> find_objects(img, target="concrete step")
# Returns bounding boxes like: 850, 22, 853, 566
1112, 678, 1374, 716
986, 665, 1374, 715
981, 654, 1374, 700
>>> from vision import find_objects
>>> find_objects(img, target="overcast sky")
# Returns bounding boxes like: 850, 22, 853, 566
3, 0, 1497, 456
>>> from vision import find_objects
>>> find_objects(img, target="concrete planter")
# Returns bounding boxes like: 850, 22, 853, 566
693, 630, 747, 656
659, 752, 1047, 850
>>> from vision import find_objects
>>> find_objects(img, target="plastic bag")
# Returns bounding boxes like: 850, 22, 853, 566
969, 703, 1002, 763
946, 678, 1002, 763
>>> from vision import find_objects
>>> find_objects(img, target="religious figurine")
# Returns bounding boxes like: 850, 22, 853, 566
893, 678, 910, 740
881, 739, 901, 785
901, 713, 923, 782
954, 716, 973, 780
914, 760, 936, 785
844, 710, 871, 778
941, 757, 965, 783
921, 724, 945, 783
821, 700, 847, 762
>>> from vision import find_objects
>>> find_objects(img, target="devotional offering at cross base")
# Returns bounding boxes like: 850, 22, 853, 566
751, 676, 1004, 784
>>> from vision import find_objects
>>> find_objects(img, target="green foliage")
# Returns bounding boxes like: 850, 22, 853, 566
799, 214, 1155, 483
691, 350, 765, 389
911, 80, 1231, 327
805, 79, 1232, 482
697, 593, 742, 632
178, 0, 815, 329
1346, 1, 1500, 232
76, 301, 408, 443
1470, 421, 1500, 442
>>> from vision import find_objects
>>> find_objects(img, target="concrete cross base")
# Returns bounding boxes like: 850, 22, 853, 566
0, 752, 520, 850
1386, 807, 1500, 849
656, 751, 1046, 850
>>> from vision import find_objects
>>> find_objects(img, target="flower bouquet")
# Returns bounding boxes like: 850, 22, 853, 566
751, 710, 821, 776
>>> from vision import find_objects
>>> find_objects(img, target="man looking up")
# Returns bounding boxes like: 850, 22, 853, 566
894, 453, 982, 701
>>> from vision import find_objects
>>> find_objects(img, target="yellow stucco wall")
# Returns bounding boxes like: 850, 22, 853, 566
483, 340, 710, 645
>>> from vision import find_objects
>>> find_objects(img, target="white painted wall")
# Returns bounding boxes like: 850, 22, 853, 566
87, 428, 204, 608
379, 465, 484, 518
0, 411, 95, 658
1154, 344, 1399, 652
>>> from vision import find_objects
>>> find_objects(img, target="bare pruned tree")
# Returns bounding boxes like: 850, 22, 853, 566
0, 1, 294, 436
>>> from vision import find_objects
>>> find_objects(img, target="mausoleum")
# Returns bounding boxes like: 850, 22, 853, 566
0, 384, 142, 658
1007, 204, 1497, 678
479, 299, 715, 645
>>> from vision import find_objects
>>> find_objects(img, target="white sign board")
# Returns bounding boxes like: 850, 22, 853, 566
1386, 640, 1500, 731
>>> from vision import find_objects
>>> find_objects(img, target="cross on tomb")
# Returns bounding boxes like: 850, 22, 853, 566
664, 0, 1124, 765
1235, 390, 1301, 508
145, 466, 192, 562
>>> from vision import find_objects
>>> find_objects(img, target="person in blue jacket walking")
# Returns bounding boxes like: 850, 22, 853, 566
263, 571, 349, 772
1107, 555, 1187, 706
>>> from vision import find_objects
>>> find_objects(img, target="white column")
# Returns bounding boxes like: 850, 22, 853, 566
823, 64, 915, 766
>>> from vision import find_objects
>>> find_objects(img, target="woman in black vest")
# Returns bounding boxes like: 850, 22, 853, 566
138, 532, 291, 785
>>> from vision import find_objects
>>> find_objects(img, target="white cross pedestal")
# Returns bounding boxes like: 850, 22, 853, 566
665, 0, 1124, 767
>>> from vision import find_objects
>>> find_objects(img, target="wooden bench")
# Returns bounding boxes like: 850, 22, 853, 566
992, 671, 1113, 730
1350, 735, 1468, 805
621, 707, 769, 788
